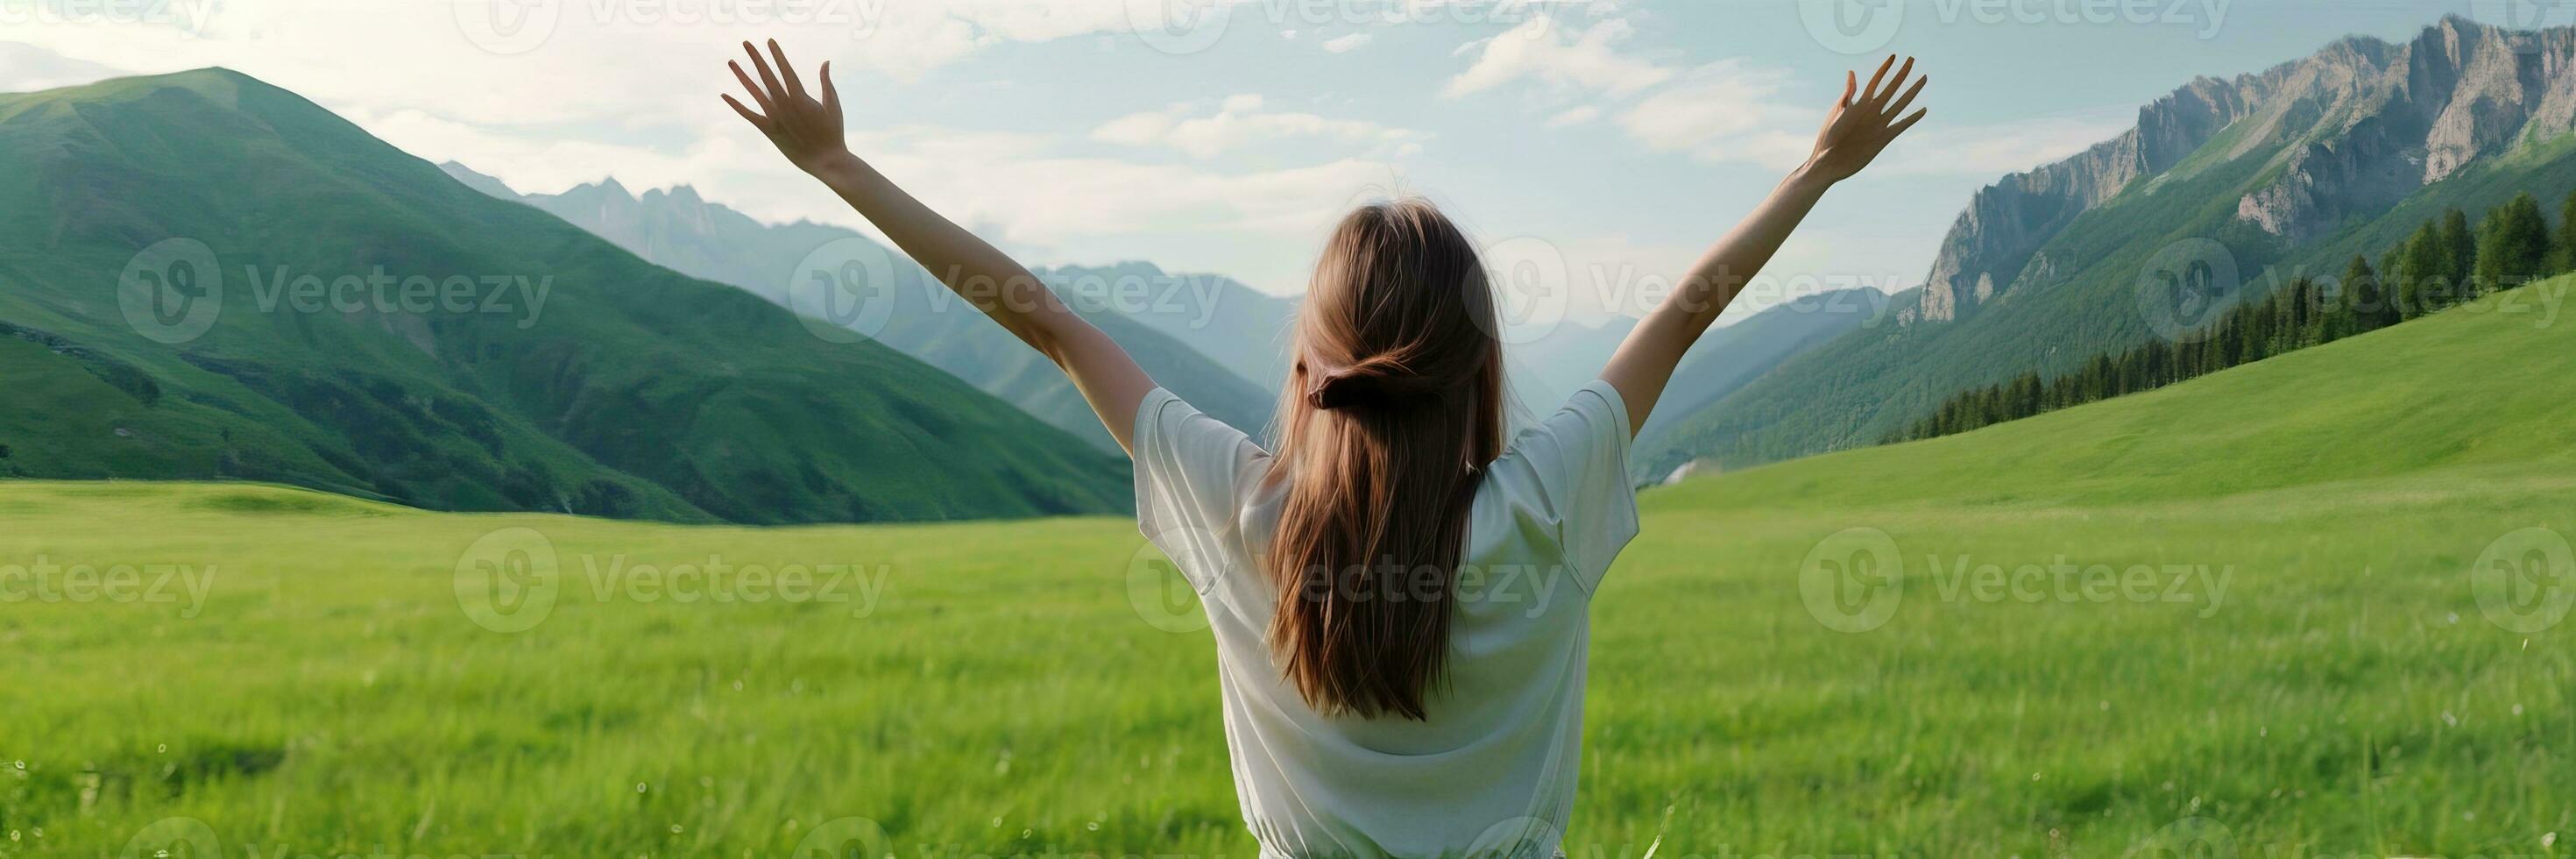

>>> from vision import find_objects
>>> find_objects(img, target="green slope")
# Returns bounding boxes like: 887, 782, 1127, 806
1659, 280, 2576, 511
1631, 288, 1889, 472
0, 68, 1129, 523
11, 285, 2571, 857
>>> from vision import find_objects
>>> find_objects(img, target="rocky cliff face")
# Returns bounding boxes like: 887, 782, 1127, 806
1914, 16, 2576, 323
1914, 75, 2268, 323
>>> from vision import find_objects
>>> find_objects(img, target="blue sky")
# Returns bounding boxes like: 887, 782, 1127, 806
0, 0, 2537, 328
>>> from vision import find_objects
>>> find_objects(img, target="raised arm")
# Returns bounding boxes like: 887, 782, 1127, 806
723, 40, 1158, 453
1599, 55, 1927, 434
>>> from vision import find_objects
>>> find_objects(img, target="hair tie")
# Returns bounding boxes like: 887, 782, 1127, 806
1305, 359, 1440, 411
1304, 369, 1362, 411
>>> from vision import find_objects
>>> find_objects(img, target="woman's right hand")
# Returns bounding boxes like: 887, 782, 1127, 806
1805, 54, 1928, 184
723, 39, 853, 176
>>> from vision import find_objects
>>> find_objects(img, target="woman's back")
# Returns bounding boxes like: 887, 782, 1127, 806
1135, 380, 1638, 858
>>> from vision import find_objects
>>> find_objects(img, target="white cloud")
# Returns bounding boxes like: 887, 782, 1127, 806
1545, 105, 1601, 128
1878, 109, 2135, 177
1438, 11, 1818, 169
1444, 15, 1672, 99
0, 41, 125, 92
1445, 21, 2095, 181
4, 0, 1253, 124
1093, 95, 1426, 160
1322, 33, 1374, 53
855, 124, 1408, 254
1616, 60, 1817, 170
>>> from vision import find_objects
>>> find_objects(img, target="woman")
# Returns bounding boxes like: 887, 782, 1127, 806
723, 41, 1926, 858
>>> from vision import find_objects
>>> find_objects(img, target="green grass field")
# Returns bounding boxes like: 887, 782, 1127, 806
6, 289, 2574, 858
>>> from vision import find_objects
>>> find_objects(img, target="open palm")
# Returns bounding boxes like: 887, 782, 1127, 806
1808, 55, 1928, 183
723, 39, 850, 175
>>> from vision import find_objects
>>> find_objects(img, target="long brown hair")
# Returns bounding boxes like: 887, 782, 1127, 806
1264, 198, 1507, 721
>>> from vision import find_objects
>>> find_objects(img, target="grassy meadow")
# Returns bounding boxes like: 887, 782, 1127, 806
6, 289, 2575, 858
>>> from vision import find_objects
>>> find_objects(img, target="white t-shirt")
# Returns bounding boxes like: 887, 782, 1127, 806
1134, 380, 1640, 859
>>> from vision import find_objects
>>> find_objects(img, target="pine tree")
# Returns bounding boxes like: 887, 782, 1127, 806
2339, 254, 2396, 336
2282, 277, 2319, 349
2397, 220, 2450, 318
2475, 192, 2552, 294
2442, 208, 2476, 294
2558, 188, 2576, 274
2379, 245, 2405, 306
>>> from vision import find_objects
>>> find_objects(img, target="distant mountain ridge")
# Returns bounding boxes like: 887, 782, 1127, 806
0, 68, 1129, 523
1632, 288, 1891, 465
1037, 259, 1299, 388
1645, 15, 2576, 475
441, 163, 1288, 449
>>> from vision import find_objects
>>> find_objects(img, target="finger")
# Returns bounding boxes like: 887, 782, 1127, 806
1884, 75, 1927, 119
819, 60, 840, 117
722, 94, 770, 131
743, 40, 786, 103
729, 61, 773, 112
1842, 70, 1858, 108
768, 39, 807, 99
1890, 108, 1928, 138
1862, 54, 1897, 102
1875, 57, 1915, 106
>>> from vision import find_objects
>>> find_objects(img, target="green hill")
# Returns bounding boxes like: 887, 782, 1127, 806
1658, 280, 2576, 511
0, 68, 1129, 523
13, 281, 2570, 857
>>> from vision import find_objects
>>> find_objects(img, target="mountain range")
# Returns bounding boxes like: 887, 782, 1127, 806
0, 68, 1131, 523
1640, 15, 2576, 477
435, 160, 1885, 451
437, 163, 1292, 451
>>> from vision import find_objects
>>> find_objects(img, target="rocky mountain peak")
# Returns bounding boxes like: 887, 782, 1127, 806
1913, 16, 2576, 325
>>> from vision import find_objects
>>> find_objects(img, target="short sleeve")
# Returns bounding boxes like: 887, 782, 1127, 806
1512, 380, 1641, 593
1133, 388, 1268, 594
